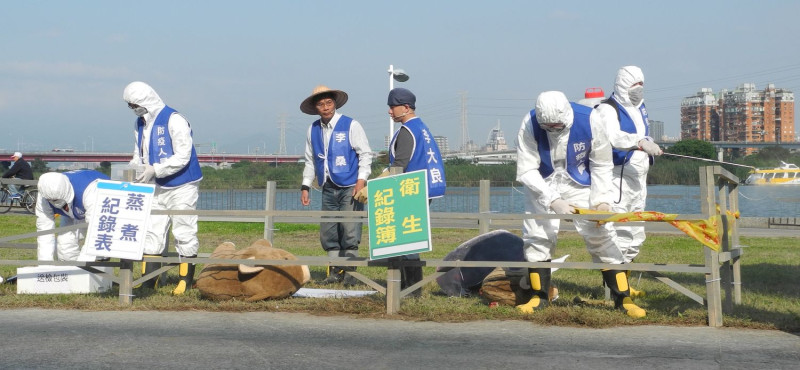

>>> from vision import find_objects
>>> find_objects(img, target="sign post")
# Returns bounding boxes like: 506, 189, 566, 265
83, 180, 155, 260
367, 170, 431, 260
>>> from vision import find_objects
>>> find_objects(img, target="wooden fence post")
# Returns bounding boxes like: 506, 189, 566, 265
264, 181, 276, 243
118, 260, 133, 305
700, 166, 723, 327
479, 180, 490, 234
384, 167, 405, 315
386, 258, 402, 314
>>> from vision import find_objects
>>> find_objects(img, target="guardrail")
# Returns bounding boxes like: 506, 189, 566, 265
0, 167, 744, 326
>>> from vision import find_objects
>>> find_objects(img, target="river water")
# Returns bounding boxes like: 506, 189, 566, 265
199, 184, 800, 218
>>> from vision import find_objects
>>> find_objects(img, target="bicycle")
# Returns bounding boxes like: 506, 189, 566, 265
0, 184, 38, 214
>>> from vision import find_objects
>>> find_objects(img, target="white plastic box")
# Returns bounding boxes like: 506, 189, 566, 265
16, 265, 113, 294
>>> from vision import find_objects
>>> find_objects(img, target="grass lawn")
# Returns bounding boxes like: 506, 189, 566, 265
1, 215, 798, 332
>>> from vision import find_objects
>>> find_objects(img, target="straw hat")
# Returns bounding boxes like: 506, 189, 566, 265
299, 85, 348, 115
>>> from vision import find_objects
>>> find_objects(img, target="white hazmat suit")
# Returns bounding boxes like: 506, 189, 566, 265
123, 81, 201, 258
515, 91, 646, 318
35, 172, 102, 261
515, 91, 623, 264
596, 66, 663, 263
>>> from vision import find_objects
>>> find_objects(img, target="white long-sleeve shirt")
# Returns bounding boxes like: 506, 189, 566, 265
515, 109, 615, 209
301, 112, 373, 188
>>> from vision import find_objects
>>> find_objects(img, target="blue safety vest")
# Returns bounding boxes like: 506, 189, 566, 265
603, 96, 651, 166
531, 103, 593, 186
51, 170, 109, 220
389, 117, 446, 198
136, 105, 203, 188
310, 115, 359, 187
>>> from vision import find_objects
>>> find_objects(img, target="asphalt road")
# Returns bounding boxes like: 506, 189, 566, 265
0, 309, 797, 369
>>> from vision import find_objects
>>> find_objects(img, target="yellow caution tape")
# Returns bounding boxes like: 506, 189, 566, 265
574, 207, 740, 252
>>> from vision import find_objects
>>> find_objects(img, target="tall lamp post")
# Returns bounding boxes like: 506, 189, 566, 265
388, 65, 409, 146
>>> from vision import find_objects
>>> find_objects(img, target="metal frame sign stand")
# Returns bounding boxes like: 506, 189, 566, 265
367, 170, 431, 313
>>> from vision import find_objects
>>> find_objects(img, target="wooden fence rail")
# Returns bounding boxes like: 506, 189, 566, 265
0, 167, 743, 326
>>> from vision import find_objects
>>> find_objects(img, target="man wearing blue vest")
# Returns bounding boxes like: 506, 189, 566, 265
596, 66, 663, 297
385, 87, 446, 294
35, 170, 109, 261
300, 85, 373, 286
515, 91, 645, 318
123, 81, 203, 295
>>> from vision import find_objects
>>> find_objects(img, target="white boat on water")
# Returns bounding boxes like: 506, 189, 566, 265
744, 161, 800, 185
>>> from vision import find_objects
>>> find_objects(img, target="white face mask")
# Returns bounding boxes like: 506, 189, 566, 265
540, 123, 566, 133
629, 85, 644, 106
50, 199, 66, 209
133, 106, 148, 117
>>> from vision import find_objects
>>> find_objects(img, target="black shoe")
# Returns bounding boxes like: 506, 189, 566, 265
342, 273, 361, 287
321, 267, 345, 284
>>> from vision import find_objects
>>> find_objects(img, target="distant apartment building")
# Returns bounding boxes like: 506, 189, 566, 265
680, 88, 720, 141
720, 84, 795, 143
434, 135, 449, 153
680, 84, 795, 144
649, 120, 665, 141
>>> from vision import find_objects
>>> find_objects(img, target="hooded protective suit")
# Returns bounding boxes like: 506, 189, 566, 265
515, 91, 624, 264
35, 170, 107, 261
596, 66, 656, 263
123, 81, 200, 257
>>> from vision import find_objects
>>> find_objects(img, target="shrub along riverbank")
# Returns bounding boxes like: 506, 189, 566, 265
197, 145, 800, 189
1, 215, 798, 331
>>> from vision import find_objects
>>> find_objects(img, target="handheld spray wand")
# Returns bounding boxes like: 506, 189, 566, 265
661, 152, 756, 170
614, 151, 755, 204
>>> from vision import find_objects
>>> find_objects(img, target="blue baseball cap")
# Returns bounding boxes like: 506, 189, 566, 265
387, 88, 416, 109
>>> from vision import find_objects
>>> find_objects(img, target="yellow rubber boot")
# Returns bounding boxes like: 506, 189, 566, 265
172, 258, 196, 295
515, 268, 550, 314
626, 270, 645, 298
136, 255, 161, 289
620, 297, 646, 318
602, 269, 646, 318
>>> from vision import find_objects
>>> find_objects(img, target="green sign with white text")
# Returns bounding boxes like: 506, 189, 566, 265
368, 170, 431, 260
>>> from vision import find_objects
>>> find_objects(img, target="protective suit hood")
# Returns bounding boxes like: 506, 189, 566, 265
613, 66, 644, 107
38, 172, 74, 205
535, 91, 574, 131
123, 81, 166, 117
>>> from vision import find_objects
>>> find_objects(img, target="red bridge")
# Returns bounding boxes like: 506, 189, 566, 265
0, 151, 303, 164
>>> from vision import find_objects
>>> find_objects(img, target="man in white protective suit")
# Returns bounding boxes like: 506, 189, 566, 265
596, 66, 663, 297
515, 91, 646, 318
35, 170, 109, 261
123, 81, 203, 295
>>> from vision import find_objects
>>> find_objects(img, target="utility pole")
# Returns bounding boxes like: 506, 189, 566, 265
278, 113, 287, 155
460, 91, 469, 154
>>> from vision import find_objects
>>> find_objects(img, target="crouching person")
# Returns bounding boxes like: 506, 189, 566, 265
514, 91, 645, 318
35, 170, 110, 261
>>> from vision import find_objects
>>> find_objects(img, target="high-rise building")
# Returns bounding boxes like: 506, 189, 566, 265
719, 83, 795, 143
680, 84, 795, 144
649, 120, 665, 141
680, 88, 720, 141
434, 135, 449, 153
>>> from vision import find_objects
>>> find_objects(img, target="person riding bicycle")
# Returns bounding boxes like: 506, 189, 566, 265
2, 152, 33, 198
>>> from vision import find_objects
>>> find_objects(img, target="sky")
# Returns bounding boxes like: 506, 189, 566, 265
2, 1, 800, 156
